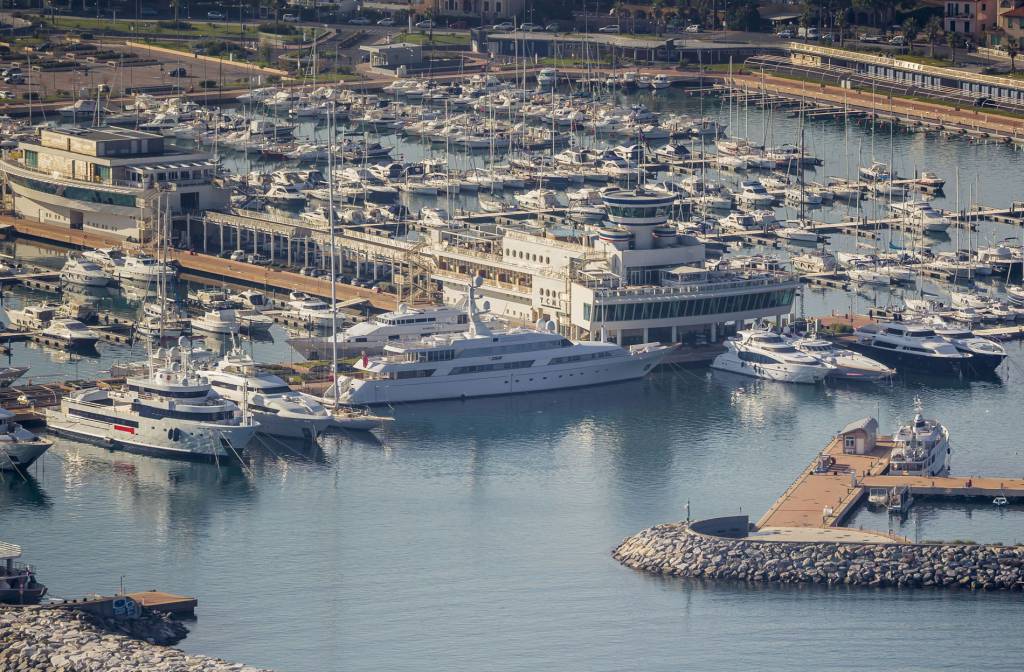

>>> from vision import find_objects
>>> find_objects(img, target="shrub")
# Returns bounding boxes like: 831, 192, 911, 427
257, 22, 297, 35
198, 79, 217, 88
158, 20, 193, 31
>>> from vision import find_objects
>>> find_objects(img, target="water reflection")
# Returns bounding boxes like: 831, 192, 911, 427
0, 471, 52, 509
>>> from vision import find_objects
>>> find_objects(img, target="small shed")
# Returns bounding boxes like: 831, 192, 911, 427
839, 417, 878, 455
360, 44, 423, 69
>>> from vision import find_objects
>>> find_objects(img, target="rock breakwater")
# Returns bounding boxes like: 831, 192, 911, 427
0, 607, 272, 671
614, 521, 1024, 591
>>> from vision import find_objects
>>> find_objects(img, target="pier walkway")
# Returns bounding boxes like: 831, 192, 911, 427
758, 432, 1024, 533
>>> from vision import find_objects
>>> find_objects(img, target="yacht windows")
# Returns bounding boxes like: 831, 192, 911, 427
449, 361, 534, 375
737, 351, 780, 365
127, 383, 209, 398
68, 407, 139, 427
132, 403, 235, 422
408, 349, 455, 363
394, 369, 435, 379
549, 351, 615, 364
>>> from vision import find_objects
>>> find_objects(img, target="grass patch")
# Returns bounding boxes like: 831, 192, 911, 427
35, 15, 259, 39
393, 32, 470, 46
896, 53, 953, 67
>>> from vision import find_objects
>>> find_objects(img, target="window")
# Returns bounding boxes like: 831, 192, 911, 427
395, 369, 435, 378
449, 361, 533, 374
23, 150, 38, 168
844, 436, 856, 453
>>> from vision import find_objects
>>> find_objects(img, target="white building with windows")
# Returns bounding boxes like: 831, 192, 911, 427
428, 188, 799, 349
0, 127, 227, 242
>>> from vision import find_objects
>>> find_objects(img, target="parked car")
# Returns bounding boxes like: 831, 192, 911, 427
282, 13, 300, 22
207, 10, 224, 19
492, 21, 514, 30
777, 29, 794, 39
414, 19, 435, 28
0, 91, 13, 100
859, 33, 883, 43
598, 24, 619, 33
377, 17, 395, 26
888, 35, 907, 46
545, 22, 561, 32
519, 22, 542, 32
820, 32, 834, 42
168, 67, 187, 77
299, 266, 316, 276
798, 26, 819, 39
348, 16, 370, 25
247, 254, 270, 266
3, 75, 25, 84
229, 250, 246, 261
685, 24, 700, 33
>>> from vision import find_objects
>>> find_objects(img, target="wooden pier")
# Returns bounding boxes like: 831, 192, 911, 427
757, 431, 1024, 532
57, 590, 197, 618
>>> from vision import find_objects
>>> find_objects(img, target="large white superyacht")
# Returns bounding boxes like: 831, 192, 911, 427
332, 279, 674, 405
46, 339, 258, 461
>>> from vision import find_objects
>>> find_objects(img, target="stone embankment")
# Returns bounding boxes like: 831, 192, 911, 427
614, 521, 1024, 591
0, 607, 272, 672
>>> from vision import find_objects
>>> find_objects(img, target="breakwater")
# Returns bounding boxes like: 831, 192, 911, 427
0, 607, 271, 671
613, 518, 1024, 591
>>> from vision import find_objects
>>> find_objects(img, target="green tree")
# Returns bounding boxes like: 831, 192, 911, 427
923, 16, 942, 59
901, 17, 917, 44
947, 31, 956, 65
1009, 38, 1020, 74
726, 0, 762, 32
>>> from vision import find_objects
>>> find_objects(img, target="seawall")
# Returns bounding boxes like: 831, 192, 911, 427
0, 607, 271, 671
613, 518, 1024, 591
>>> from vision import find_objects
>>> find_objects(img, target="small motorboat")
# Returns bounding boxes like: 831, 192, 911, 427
0, 541, 48, 605
993, 496, 1009, 507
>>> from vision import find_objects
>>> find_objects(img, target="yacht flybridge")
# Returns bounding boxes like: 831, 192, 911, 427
287, 302, 470, 359
330, 279, 674, 405
46, 338, 258, 461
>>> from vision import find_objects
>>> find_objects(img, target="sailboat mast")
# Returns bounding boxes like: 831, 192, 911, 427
327, 101, 339, 410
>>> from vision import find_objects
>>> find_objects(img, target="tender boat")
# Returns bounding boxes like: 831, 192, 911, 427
0, 542, 47, 605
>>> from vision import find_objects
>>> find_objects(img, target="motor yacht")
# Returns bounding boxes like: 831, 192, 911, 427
286, 293, 337, 330
651, 74, 671, 90
719, 212, 760, 232
200, 348, 334, 439
850, 322, 971, 375
7, 304, 57, 330
774, 220, 819, 243
889, 399, 950, 477
513, 189, 562, 210
191, 309, 241, 336
859, 161, 894, 181
60, 256, 111, 287
40, 318, 99, 349
115, 255, 175, 284
791, 250, 837, 274
735, 180, 776, 207
710, 328, 832, 384
0, 408, 52, 473
45, 339, 259, 461
890, 200, 950, 233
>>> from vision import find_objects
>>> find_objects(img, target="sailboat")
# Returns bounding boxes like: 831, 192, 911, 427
776, 108, 818, 244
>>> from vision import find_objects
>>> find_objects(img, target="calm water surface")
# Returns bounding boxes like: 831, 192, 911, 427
3, 91, 1024, 671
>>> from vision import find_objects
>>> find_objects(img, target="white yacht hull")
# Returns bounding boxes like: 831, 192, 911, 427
341, 347, 671, 405
45, 406, 257, 462
711, 352, 828, 384
0, 439, 52, 471
251, 410, 332, 439
61, 272, 109, 287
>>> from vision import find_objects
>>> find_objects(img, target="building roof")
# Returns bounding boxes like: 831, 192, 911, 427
1004, 6, 1024, 17
840, 417, 878, 435
45, 126, 162, 142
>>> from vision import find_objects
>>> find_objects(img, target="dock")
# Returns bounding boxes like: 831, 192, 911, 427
757, 431, 1024, 532
57, 590, 197, 618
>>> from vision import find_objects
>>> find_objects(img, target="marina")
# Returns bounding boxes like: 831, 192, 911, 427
1, 11, 1024, 671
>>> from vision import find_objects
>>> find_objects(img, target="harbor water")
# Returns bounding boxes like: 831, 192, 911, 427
2, 89, 1024, 670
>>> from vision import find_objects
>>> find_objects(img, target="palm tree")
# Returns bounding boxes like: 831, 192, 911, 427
1009, 38, 1020, 74
947, 31, 956, 65
923, 16, 942, 59
901, 17, 918, 51
834, 10, 846, 47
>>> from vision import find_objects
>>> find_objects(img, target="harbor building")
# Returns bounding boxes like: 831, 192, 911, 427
429, 189, 799, 347
0, 127, 226, 242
